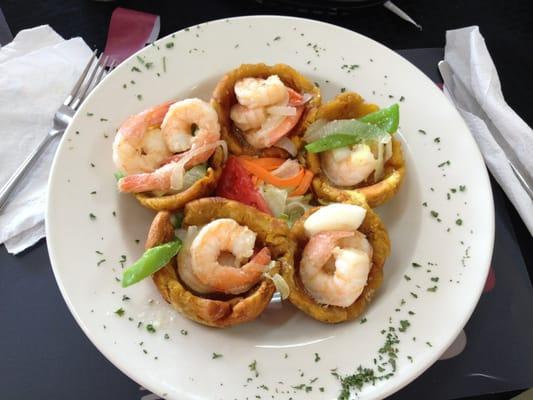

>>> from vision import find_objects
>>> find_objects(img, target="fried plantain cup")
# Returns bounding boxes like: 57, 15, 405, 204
305, 92, 405, 208
281, 198, 390, 323
134, 148, 225, 211
212, 63, 321, 158
149, 197, 292, 328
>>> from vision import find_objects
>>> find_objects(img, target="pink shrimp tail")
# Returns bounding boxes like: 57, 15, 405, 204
159, 144, 216, 168
250, 247, 271, 267
117, 171, 170, 193
264, 88, 305, 147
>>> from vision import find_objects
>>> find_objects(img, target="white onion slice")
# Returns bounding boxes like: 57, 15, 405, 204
267, 105, 297, 116
302, 119, 328, 143
274, 136, 297, 156
248, 114, 286, 144
272, 159, 301, 179
374, 142, 385, 182
169, 140, 226, 190
270, 273, 290, 300
384, 138, 393, 161
290, 92, 313, 107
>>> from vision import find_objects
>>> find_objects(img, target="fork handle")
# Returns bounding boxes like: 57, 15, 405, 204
0, 130, 61, 212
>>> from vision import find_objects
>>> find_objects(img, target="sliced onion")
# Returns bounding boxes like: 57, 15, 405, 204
374, 142, 385, 181
174, 228, 188, 241
272, 159, 301, 179
267, 105, 296, 116
290, 92, 313, 107
302, 119, 328, 143
384, 137, 393, 161
169, 140, 226, 191
274, 136, 297, 156
272, 273, 290, 300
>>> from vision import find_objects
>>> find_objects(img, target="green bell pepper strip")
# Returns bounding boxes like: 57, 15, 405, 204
121, 239, 182, 287
359, 103, 399, 133
305, 134, 362, 153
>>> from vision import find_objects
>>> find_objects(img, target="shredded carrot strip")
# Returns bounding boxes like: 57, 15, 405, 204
239, 156, 286, 171
239, 157, 304, 188
290, 170, 314, 197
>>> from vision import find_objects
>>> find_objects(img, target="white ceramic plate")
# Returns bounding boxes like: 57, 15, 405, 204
46, 16, 494, 400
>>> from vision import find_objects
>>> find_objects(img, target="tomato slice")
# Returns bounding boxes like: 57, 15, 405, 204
216, 156, 272, 215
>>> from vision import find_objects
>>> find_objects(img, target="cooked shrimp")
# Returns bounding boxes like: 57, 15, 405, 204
112, 101, 173, 174
300, 230, 372, 307
161, 98, 220, 153
230, 104, 267, 131
321, 144, 377, 187
242, 88, 305, 149
189, 219, 271, 295
234, 75, 288, 108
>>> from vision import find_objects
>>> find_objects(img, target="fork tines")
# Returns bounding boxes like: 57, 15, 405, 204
64, 51, 116, 111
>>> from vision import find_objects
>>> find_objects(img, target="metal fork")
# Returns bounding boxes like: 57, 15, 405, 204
0, 52, 116, 211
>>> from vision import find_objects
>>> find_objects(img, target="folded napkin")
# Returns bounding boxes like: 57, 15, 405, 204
444, 26, 533, 236
0, 25, 92, 254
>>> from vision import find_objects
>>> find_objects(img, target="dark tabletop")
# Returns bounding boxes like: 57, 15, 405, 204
1, 1, 532, 399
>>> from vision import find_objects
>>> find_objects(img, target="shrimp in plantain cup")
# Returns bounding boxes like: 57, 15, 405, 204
212, 63, 321, 158
112, 98, 227, 211
282, 200, 390, 323
303, 92, 405, 207
122, 197, 293, 328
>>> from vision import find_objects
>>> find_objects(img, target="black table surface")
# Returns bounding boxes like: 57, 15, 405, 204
1, 1, 532, 399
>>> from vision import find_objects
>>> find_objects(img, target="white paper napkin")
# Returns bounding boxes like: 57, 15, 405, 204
0, 25, 92, 254
444, 26, 533, 236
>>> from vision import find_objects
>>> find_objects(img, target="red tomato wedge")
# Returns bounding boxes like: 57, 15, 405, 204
216, 156, 272, 215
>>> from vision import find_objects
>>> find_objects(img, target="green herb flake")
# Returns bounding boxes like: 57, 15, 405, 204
430, 210, 439, 218
314, 353, 321, 362
430, 277, 439, 282
273, 36, 281, 41
89, 213, 96, 220
455, 218, 463, 226
249, 360, 259, 377
410, 292, 418, 299
427, 286, 438, 292
122, 295, 130, 301
398, 320, 410, 332
166, 42, 174, 49
212, 352, 223, 359
426, 341, 433, 347
146, 324, 156, 333
180, 329, 188, 336
459, 185, 466, 191
96, 259, 106, 266
90, 162, 95, 167
434, 137, 441, 143
438, 160, 451, 168
162, 56, 166, 73
131, 66, 141, 72
418, 129, 426, 135
114, 307, 125, 317
411, 262, 421, 268
360, 317, 367, 324
137, 94, 143, 101
145, 62, 153, 70
408, 310, 415, 315
404, 274, 411, 281
340, 87, 346, 93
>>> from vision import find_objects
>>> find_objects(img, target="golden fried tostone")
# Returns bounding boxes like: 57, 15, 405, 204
134, 148, 225, 211
305, 92, 405, 207
281, 200, 390, 323
212, 63, 321, 158
149, 197, 292, 328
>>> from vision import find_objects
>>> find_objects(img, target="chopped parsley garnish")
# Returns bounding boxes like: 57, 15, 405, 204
410, 292, 418, 298
145, 62, 153, 70
399, 96, 405, 102
411, 262, 421, 268
434, 137, 440, 143
131, 66, 141, 72
89, 213, 96, 220
426, 341, 433, 347
162, 56, 166, 73
166, 42, 174, 49
273, 36, 281, 41
212, 352, 223, 359
422, 202, 427, 207
249, 360, 259, 377
96, 259, 106, 266
398, 320, 410, 332
95, 250, 103, 255
137, 94, 143, 101
418, 129, 426, 135
146, 324, 156, 333
114, 307, 125, 316
427, 286, 438, 292
86, 112, 94, 117
456, 218, 463, 226
430, 210, 439, 218
122, 295, 130, 301
340, 87, 346, 93
438, 160, 451, 168
180, 329, 188, 335
431, 277, 439, 282
404, 274, 411, 281
459, 185, 466, 191
314, 353, 321, 362
408, 310, 415, 315
360, 317, 367, 324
